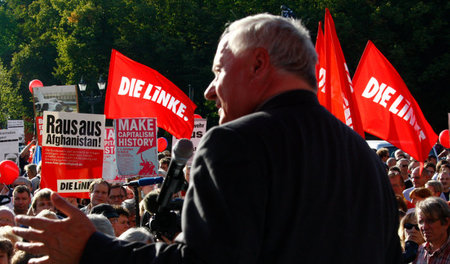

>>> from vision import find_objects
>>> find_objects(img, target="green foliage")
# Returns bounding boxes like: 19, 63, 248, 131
0, 60, 26, 128
0, 0, 448, 133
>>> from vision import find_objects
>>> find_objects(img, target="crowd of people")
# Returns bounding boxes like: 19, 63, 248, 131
0, 13, 447, 264
0, 147, 175, 263
379, 147, 450, 262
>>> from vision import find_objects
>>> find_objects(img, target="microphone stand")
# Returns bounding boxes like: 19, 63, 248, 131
132, 186, 140, 227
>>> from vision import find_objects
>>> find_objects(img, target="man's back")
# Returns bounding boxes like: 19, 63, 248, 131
183, 90, 401, 263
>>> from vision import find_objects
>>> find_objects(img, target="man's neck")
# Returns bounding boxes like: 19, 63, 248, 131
428, 235, 449, 253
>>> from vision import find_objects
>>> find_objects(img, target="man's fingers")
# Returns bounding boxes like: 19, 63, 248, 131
13, 227, 47, 243
51, 192, 83, 218
14, 215, 57, 231
28, 255, 50, 264
15, 241, 48, 256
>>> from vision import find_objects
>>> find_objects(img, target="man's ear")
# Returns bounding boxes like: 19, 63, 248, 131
251, 47, 271, 77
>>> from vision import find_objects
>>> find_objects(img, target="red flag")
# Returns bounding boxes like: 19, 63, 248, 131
352, 41, 438, 161
324, 9, 365, 138
104, 49, 196, 139
315, 21, 329, 108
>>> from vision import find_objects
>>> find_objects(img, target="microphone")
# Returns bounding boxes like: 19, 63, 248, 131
124, 176, 164, 187
156, 139, 193, 211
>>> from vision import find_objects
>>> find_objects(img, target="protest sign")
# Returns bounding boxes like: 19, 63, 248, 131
115, 118, 158, 178
103, 127, 119, 182
36, 116, 44, 145
40, 111, 105, 198
7, 120, 25, 145
0, 130, 19, 164
32, 85, 79, 118
172, 118, 207, 165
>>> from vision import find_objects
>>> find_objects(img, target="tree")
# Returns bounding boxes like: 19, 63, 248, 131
0, 60, 26, 128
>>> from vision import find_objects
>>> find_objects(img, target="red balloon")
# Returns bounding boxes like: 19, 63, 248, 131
29, 79, 44, 93
194, 114, 203, 119
0, 160, 20, 185
439, 129, 450, 148
157, 137, 168, 152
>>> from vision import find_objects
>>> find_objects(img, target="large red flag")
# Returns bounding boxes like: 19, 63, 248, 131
315, 21, 329, 108
352, 41, 438, 161
324, 9, 365, 138
104, 50, 196, 139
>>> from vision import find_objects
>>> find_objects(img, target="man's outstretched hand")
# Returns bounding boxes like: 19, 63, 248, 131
13, 192, 96, 264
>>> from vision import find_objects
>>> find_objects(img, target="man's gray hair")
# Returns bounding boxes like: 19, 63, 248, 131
118, 227, 154, 244
416, 197, 450, 233
222, 13, 317, 89
87, 214, 115, 237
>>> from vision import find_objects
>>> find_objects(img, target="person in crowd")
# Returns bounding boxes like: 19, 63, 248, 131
395, 149, 408, 160
426, 155, 437, 165
0, 207, 15, 227
108, 184, 127, 206
387, 157, 397, 169
11, 250, 35, 264
112, 205, 130, 237
409, 188, 432, 207
159, 157, 170, 172
0, 226, 22, 249
389, 171, 406, 197
36, 209, 59, 220
0, 238, 13, 264
81, 179, 111, 214
26, 189, 55, 216
10, 178, 32, 194
397, 158, 413, 188
30, 162, 41, 192
433, 160, 449, 180
122, 198, 137, 228
425, 180, 444, 199
90, 203, 119, 226
399, 212, 424, 263
408, 160, 420, 173
404, 167, 430, 202
377, 147, 390, 163
12, 186, 31, 216
23, 164, 37, 182
437, 171, 450, 201
413, 197, 450, 263
87, 214, 115, 237
18, 140, 36, 175
424, 163, 436, 177
118, 227, 154, 244
13, 13, 401, 263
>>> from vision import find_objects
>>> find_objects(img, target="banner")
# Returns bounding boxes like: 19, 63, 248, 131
103, 127, 119, 182
172, 118, 207, 165
114, 118, 158, 178
105, 49, 196, 139
352, 41, 438, 161
315, 21, 328, 108
0, 130, 19, 164
40, 111, 105, 198
323, 9, 364, 137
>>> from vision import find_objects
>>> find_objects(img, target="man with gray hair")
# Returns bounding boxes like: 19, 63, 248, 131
413, 197, 450, 263
13, 13, 401, 263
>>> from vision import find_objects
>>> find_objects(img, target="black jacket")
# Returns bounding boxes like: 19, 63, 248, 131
81, 90, 402, 263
